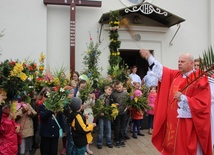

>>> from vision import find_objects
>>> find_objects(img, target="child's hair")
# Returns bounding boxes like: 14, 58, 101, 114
114, 80, 122, 86
131, 65, 137, 69
149, 86, 157, 92
78, 79, 86, 87
104, 85, 112, 90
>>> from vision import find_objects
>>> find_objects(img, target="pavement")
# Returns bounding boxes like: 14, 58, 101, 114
34, 129, 160, 155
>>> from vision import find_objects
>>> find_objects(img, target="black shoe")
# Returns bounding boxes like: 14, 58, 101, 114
97, 145, 102, 149
137, 133, 145, 136
132, 135, 137, 139
107, 144, 113, 148
124, 135, 130, 140
120, 141, 125, 147
114, 141, 120, 148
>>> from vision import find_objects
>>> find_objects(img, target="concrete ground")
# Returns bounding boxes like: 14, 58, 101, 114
34, 129, 160, 155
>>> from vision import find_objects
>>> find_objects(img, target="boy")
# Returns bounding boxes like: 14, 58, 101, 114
69, 97, 96, 154
112, 81, 128, 147
96, 85, 114, 149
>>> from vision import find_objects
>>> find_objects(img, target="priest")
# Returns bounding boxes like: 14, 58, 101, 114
139, 49, 212, 155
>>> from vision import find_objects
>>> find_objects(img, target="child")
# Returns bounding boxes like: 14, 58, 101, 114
0, 103, 21, 155
147, 86, 157, 135
122, 85, 130, 140
63, 86, 75, 155
69, 97, 96, 154
16, 101, 37, 155
111, 81, 128, 147
134, 82, 141, 90
76, 80, 95, 154
96, 85, 114, 149
0, 92, 7, 122
130, 89, 145, 139
39, 96, 64, 155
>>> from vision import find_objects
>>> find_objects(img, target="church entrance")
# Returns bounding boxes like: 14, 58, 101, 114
119, 49, 148, 79
120, 49, 150, 130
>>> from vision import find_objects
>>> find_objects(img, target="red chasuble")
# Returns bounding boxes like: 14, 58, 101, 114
152, 67, 212, 155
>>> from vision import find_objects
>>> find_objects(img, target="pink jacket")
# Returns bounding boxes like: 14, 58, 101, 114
0, 113, 20, 155
147, 92, 157, 115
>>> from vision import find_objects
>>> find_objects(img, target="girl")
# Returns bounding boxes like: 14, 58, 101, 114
130, 89, 145, 139
0, 102, 21, 155
16, 101, 37, 155
147, 86, 157, 135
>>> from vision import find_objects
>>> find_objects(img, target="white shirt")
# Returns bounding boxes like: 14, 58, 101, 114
143, 70, 158, 88
129, 73, 141, 85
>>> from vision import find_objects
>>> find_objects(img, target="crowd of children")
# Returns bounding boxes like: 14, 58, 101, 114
0, 68, 158, 155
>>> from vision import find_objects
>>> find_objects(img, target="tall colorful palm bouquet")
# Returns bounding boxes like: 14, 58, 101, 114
0, 59, 38, 103
125, 85, 150, 112
92, 98, 118, 120
43, 67, 70, 112
44, 87, 70, 112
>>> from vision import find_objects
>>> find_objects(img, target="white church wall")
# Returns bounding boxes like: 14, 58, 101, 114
0, 0, 47, 64
46, 5, 70, 72
152, 0, 209, 69
209, 0, 214, 48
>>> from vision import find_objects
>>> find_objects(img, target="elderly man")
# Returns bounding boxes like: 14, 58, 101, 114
139, 49, 212, 155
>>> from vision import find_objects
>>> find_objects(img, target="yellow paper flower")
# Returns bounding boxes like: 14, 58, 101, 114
19, 72, 27, 81
53, 77, 60, 86
111, 103, 117, 108
111, 108, 119, 120
109, 21, 113, 24
10, 100, 17, 119
10, 63, 23, 76
10, 70, 17, 76
14, 63, 24, 73
134, 97, 138, 102
39, 53, 45, 63
114, 21, 120, 25
39, 66, 44, 71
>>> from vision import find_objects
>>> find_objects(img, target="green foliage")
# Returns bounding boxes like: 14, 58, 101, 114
107, 11, 129, 83
82, 40, 102, 89
0, 60, 37, 101
108, 64, 129, 83
92, 98, 118, 120
52, 66, 70, 88
44, 88, 70, 112
97, 77, 112, 94
78, 82, 93, 103
108, 11, 121, 64
125, 86, 150, 112
199, 46, 214, 76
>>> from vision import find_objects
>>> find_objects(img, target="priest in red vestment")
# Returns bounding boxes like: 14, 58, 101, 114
139, 49, 212, 155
